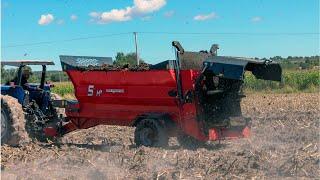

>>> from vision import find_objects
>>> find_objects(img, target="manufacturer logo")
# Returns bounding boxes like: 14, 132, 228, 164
76, 58, 99, 67
106, 89, 125, 93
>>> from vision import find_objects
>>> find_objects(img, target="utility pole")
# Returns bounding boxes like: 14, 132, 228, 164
59, 71, 62, 82
133, 32, 139, 65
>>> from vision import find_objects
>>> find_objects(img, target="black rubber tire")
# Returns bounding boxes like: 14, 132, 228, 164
1, 95, 30, 146
134, 119, 168, 147
177, 133, 204, 149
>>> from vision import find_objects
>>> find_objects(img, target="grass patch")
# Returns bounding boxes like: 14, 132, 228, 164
52, 82, 74, 97
244, 70, 319, 93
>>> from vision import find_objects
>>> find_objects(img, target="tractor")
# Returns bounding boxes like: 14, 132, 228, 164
1, 61, 61, 145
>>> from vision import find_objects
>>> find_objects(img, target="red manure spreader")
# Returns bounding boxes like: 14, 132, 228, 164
43, 41, 282, 147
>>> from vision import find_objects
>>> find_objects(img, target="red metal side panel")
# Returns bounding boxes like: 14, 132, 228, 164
178, 70, 207, 141
66, 70, 180, 126
180, 103, 208, 141
180, 70, 200, 91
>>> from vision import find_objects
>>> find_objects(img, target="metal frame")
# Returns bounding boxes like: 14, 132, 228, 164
172, 41, 184, 104
1, 60, 54, 67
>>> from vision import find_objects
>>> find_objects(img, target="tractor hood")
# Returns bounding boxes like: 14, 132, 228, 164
203, 56, 282, 82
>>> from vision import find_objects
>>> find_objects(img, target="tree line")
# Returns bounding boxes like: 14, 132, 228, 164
266, 56, 319, 70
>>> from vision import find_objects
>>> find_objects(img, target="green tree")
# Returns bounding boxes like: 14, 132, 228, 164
50, 73, 61, 82
114, 52, 145, 66
1, 68, 18, 83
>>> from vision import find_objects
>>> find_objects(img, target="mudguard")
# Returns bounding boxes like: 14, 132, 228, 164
1, 86, 25, 104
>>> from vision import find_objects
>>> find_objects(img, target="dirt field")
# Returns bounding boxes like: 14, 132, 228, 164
1, 93, 319, 179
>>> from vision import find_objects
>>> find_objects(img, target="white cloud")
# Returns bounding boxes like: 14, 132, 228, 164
70, 14, 78, 21
90, 0, 166, 24
164, 10, 174, 18
251, 16, 262, 22
38, 14, 54, 25
100, 7, 133, 23
193, 12, 218, 21
133, 0, 166, 14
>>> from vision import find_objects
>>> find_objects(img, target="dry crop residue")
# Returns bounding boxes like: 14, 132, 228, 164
1, 93, 319, 179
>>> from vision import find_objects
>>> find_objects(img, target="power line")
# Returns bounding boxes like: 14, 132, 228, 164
2, 31, 319, 49
138, 31, 319, 36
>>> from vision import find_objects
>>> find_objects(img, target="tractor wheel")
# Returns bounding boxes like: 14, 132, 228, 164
1, 95, 30, 146
177, 133, 204, 149
134, 119, 168, 147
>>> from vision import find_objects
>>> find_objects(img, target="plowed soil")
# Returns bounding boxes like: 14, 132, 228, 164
1, 93, 319, 179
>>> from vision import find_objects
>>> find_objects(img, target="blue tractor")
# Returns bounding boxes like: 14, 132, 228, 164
1, 60, 61, 146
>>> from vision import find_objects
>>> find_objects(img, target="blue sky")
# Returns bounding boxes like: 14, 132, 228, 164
1, 0, 319, 70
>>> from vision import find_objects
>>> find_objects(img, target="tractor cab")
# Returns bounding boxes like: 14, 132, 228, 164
1, 60, 55, 105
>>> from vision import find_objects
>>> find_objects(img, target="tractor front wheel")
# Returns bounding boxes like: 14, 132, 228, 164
134, 119, 168, 147
1, 95, 29, 146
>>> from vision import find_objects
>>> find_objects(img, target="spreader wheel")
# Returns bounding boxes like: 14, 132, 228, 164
134, 119, 168, 147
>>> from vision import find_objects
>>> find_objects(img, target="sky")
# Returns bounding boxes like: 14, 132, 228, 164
1, 0, 319, 70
